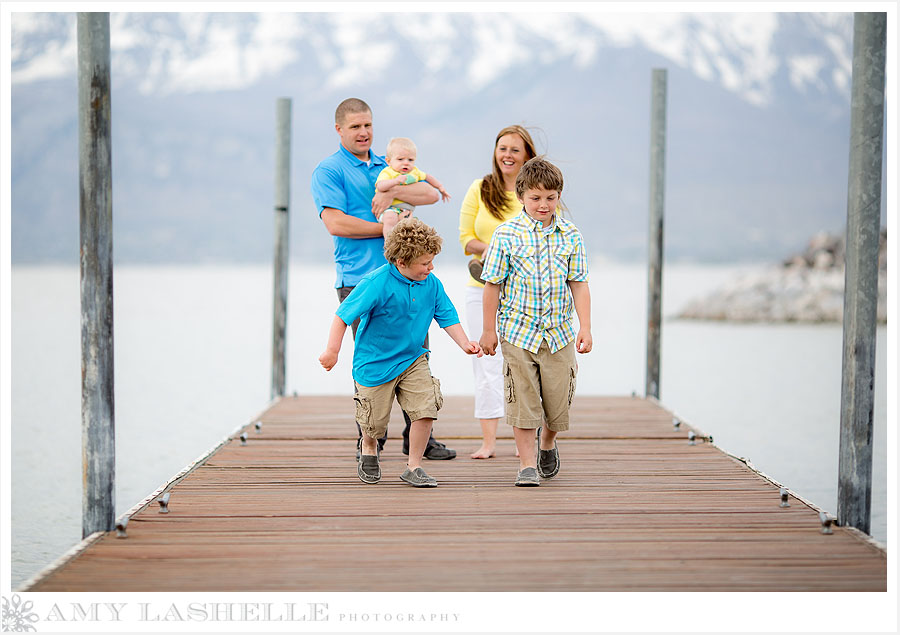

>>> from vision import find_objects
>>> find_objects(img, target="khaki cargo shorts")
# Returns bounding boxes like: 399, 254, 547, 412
500, 339, 576, 432
353, 353, 444, 440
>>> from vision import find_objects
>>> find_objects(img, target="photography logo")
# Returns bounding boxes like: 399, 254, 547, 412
2, 595, 39, 632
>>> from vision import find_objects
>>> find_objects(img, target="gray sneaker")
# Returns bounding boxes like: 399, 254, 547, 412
515, 466, 541, 486
400, 467, 438, 487
538, 443, 560, 478
357, 454, 381, 484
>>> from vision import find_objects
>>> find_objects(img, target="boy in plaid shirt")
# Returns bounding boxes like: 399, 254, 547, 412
479, 157, 592, 486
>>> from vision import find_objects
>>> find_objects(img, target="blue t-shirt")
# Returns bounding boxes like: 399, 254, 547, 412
335, 264, 460, 387
310, 145, 389, 288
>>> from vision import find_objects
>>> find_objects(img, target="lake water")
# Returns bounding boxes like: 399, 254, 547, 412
7, 262, 889, 589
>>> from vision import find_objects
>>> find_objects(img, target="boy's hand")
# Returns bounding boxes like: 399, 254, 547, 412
575, 329, 593, 354
438, 187, 451, 202
318, 350, 338, 370
462, 341, 483, 357
480, 330, 498, 356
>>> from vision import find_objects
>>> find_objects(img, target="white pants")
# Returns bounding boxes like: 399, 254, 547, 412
465, 285, 505, 419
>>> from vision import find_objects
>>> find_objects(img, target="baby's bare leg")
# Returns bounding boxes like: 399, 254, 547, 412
381, 210, 401, 238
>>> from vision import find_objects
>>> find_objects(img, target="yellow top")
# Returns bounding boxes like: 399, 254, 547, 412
457, 179, 521, 287
376, 166, 428, 208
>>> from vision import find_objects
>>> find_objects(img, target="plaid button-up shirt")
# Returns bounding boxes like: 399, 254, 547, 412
481, 211, 589, 354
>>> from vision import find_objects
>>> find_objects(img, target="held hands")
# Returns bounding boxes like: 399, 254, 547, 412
576, 329, 593, 354
318, 350, 338, 371
462, 341, 483, 357
479, 330, 499, 356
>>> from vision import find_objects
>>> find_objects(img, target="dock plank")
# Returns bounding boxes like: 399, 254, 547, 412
24, 396, 885, 592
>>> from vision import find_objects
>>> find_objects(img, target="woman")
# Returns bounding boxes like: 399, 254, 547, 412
458, 125, 537, 458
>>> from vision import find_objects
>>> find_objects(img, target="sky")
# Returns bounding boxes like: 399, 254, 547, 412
9, 9, 851, 105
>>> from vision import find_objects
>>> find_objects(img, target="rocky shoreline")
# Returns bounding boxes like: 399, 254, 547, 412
676, 230, 887, 324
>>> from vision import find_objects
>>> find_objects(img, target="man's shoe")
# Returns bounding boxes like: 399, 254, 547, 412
357, 455, 381, 484
515, 467, 541, 487
402, 439, 457, 460
424, 440, 457, 460
536, 427, 560, 478
400, 467, 438, 487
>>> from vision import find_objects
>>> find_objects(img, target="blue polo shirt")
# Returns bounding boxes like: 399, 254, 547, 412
311, 145, 389, 288
335, 264, 460, 387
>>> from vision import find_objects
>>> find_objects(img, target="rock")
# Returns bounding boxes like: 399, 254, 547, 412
677, 229, 887, 324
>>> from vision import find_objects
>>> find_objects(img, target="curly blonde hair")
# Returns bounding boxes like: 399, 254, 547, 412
383, 217, 443, 266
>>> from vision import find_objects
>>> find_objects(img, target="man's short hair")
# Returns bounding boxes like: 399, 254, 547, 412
386, 137, 417, 159
335, 98, 371, 126
384, 217, 443, 266
515, 156, 564, 198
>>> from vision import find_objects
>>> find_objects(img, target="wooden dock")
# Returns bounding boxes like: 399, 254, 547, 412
23, 395, 886, 592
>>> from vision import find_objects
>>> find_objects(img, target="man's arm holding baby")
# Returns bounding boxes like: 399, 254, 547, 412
321, 207, 384, 238
372, 181, 440, 216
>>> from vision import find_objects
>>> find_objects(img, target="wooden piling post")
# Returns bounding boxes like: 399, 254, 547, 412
838, 12, 886, 535
77, 12, 115, 537
271, 98, 292, 399
646, 68, 667, 399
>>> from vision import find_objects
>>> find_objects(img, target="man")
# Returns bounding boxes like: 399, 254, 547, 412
311, 97, 457, 460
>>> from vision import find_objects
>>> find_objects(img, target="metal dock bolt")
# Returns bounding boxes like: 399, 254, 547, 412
240, 432, 248, 446
819, 512, 834, 535
255, 420, 263, 434
158, 492, 170, 513
779, 488, 790, 507
688, 430, 696, 445
115, 518, 128, 538
672, 417, 681, 429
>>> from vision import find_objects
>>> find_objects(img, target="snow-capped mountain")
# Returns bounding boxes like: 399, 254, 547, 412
10, 10, 878, 264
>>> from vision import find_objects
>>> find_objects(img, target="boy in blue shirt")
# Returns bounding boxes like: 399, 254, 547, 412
319, 218, 482, 487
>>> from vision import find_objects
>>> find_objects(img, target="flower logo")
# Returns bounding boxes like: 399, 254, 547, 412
1, 595, 39, 632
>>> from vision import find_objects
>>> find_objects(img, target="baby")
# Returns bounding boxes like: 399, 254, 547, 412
375, 137, 450, 237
